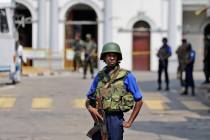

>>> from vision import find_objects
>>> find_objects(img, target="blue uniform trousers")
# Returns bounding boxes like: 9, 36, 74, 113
185, 63, 194, 88
92, 112, 124, 140
158, 59, 169, 87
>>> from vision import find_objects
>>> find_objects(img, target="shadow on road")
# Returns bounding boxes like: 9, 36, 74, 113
131, 117, 210, 140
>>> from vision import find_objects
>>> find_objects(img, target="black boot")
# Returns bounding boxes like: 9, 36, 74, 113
191, 87, 195, 96
91, 75, 94, 79
181, 91, 188, 95
165, 84, 169, 91
157, 84, 162, 90
181, 87, 188, 95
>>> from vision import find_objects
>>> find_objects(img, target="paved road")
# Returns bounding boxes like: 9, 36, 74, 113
0, 71, 209, 140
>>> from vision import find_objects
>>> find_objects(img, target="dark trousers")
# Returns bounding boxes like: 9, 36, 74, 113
204, 62, 210, 82
83, 57, 94, 77
185, 64, 194, 87
184, 63, 195, 94
177, 62, 184, 86
158, 60, 169, 88
92, 112, 124, 140
73, 54, 82, 71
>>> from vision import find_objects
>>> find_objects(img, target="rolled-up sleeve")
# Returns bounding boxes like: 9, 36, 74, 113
86, 74, 99, 99
124, 72, 143, 101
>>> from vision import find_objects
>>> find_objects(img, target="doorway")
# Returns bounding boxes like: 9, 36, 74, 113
65, 4, 98, 69
132, 20, 150, 71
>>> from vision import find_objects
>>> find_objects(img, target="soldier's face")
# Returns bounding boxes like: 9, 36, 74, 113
104, 53, 118, 67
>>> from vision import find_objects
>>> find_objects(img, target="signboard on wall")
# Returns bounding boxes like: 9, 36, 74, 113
23, 48, 49, 59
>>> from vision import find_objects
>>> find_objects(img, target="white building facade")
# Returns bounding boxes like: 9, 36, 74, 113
13, 0, 210, 72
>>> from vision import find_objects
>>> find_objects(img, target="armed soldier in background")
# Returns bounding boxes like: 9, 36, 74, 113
203, 36, 210, 84
85, 42, 143, 140
83, 34, 96, 79
157, 38, 172, 91
70, 32, 85, 72
176, 38, 188, 87
181, 44, 196, 96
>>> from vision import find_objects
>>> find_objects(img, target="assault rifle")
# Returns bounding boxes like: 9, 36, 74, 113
86, 96, 108, 140
84, 47, 95, 61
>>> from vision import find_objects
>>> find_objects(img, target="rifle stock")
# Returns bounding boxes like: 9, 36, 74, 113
99, 109, 108, 140
86, 96, 108, 140
86, 124, 100, 138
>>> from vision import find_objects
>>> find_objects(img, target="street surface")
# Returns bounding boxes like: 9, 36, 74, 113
0, 71, 209, 140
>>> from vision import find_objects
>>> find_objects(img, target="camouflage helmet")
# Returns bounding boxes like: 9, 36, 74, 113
100, 42, 122, 60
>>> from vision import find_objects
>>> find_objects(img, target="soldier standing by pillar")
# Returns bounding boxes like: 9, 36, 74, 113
203, 36, 210, 84
176, 38, 188, 86
181, 43, 196, 96
157, 38, 172, 91
83, 34, 96, 79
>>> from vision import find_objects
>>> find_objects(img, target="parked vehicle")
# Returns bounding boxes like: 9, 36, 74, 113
0, 0, 16, 83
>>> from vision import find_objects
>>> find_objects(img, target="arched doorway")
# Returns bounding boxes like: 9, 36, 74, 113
14, 2, 32, 66
132, 20, 150, 71
64, 4, 98, 70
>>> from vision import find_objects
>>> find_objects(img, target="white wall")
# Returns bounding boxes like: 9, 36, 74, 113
19, 0, 206, 71
112, 0, 165, 71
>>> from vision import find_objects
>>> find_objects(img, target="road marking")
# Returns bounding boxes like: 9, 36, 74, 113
73, 99, 86, 109
144, 99, 169, 110
0, 97, 16, 108
32, 98, 52, 109
0, 85, 15, 91
182, 100, 209, 110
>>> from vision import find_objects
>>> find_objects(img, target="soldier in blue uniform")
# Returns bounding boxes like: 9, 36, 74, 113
157, 38, 172, 91
181, 43, 196, 96
85, 42, 143, 140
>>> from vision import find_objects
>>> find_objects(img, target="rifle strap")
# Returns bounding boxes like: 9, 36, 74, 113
104, 66, 120, 89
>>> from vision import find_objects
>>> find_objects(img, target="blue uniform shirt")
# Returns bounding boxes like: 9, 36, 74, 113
86, 72, 143, 102
167, 45, 172, 56
189, 50, 196, 62
164, 44, 172, 56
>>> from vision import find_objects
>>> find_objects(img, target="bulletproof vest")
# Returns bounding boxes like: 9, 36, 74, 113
159, 47, 168, 59
177, 45, 187, 60
94, 68, 134, 112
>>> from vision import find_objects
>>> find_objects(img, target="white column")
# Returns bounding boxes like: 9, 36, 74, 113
167, 0, 182, 72
103, 0, 113, 44
37, 0, 47, 49
168, 0, 176, 48
32, 22, 38, 49
207, 0, 210, 16
99, 0, 113, 69
168, 0, 182, 49
50, 0, 58, 53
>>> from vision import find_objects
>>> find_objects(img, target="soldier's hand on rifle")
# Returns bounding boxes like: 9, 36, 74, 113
88, 106, 103, 121
86, 99, 104, 123
123, 121, 132, 128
